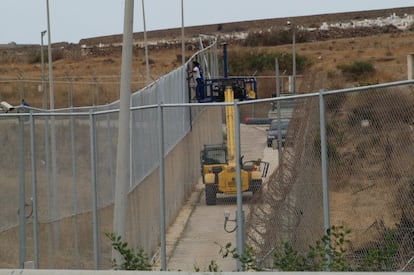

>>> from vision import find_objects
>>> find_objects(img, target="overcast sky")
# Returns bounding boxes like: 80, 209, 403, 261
1, 0, 413, 44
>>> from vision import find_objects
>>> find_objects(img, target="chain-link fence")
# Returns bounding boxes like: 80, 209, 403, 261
0, 36, 219, 269
245, 81, 414, 271
1, 36, 414, 271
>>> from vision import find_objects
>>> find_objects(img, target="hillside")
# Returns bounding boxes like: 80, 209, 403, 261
0, 6, 414, 108
78, 6, 414, 46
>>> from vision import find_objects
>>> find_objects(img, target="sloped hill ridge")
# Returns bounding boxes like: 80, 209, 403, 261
79, 6, 414, 46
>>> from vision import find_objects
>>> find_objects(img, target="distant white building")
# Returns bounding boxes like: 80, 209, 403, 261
319, 13, 414, 31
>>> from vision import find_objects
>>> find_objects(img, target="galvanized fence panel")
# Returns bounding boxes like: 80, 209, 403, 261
0, 38, 218, 269
245, 82, 414, 271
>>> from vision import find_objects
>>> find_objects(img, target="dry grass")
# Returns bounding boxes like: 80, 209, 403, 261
1, 31, 414, 108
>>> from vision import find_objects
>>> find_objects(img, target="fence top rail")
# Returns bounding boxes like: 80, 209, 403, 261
0, 270, 409, 275
1, 79, 412, 117
322, 79, 414, 96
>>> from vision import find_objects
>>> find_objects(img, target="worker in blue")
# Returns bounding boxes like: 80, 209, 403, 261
190, 61, 205, 101
21, 99, 30, 107
19, 98, 30, 117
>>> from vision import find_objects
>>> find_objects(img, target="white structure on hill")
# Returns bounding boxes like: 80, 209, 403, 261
320, 13, 414, 31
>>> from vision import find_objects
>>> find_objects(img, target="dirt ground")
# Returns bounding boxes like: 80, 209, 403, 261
2, 30, 414, 106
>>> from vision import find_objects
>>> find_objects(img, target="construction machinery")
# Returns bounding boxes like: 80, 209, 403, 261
202, 76, 257, 102
200, 87, 268, 205
193, 42, 258, 103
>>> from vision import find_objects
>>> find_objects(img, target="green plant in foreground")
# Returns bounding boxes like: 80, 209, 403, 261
220, 242, 262, 271
106, 232, 152, 270
274, 225, 352, 271
220, 225, 397, 272
357, 230, 398, 271
194, 260, 219, 272
107, 225, 397, 272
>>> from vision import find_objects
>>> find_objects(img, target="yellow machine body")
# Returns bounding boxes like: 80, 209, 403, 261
200, 87, 265, 205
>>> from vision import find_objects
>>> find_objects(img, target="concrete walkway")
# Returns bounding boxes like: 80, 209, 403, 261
153, 124, 279, 271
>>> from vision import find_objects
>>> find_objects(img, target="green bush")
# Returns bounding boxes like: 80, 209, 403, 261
221, 225, 398, 272
243, 29, 309, 47
356, 230, 398, 271
274, 225, 352, 271
107, 224, 398, 271
226, 50, 312, 75
337, 60, 375, 80
106, 233, 152, 270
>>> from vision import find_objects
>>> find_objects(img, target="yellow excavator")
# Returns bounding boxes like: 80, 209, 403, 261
200, 87, 268, 205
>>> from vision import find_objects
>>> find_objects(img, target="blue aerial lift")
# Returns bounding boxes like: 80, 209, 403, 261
193, 43, 258, 103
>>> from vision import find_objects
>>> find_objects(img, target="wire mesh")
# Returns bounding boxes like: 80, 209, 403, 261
245, 84, 414, 271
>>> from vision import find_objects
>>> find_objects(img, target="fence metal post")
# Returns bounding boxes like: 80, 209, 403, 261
234, 99, 245, 271
44, 111, 53, 266
158, 102, 167, 270
319, 89, 331, 268
113, 1, 134, 264
70, 108, 80, 267
18, 113, 26, 268
106, 108, 115, 198
89, 110, 100, 268
29, 112, 39, 268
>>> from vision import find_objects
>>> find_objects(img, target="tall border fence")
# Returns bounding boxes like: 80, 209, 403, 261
244, 81, 414, 271
0, 37, 219, 269
1, 34, 414, 271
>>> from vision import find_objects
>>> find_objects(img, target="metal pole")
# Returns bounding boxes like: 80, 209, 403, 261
141, 0, 150, 84
18, 115, 26, 268
89, 111, 100, 269
181, 0, 185, 66
44, 108, 52, 266
29, 112, 39, 268
113, 0, 134, 264
70, 108, 80, 267
223, 43, 228, 78
46, 0, 54, 109
319, 89, 331, 268
275, 58, 283, 159
40, 34, 51, 259
68, 75, 73, 108
158, 102, 166, 270
41, 32, 50, 260
292, 24, 296, 94
234, 99, 245, 271
40, 30, 47, 109
46, 0, 59, 252
19, 75, 24, 103
106, 109, 115, 198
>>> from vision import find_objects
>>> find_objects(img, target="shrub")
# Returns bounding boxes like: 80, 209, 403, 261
226, 50, 312, 75
106, 233, 152, 270
337, 60, 375, 80
221, 225, 398, 271
243, 29, 309, 47
107, 225, 398, 271
28, 49, 48, 64
274, 225, 352, 271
